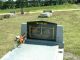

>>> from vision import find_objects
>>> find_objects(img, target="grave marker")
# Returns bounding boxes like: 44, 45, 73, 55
1, 21, 64, 60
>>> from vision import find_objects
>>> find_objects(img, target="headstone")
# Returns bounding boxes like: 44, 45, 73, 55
10, 11, 15, 14
56, 25, 64, 48
3, 14, 10, 18
21, 23, 27, 37
1, 21, 64, 60
26, 21, 57, 42
38, 10, 53, 18
38, 12, 51, 18
21, 21, 64, 47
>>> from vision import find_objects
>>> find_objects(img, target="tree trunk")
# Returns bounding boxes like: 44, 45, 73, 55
20, 0, 24, 14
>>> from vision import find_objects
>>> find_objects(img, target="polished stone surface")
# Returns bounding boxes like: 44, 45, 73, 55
1, 44, 63, 60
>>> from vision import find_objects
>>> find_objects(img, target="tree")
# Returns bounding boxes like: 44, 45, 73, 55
7, 0, 12, 8
16, 0, 22, 8
25, 0, 28, 7
0, 1, 3, 9
20, 0, 25, 14
49, 0, 52, 5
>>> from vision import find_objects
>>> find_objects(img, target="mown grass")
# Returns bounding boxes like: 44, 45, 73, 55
0, 10, 80, 59
0, 4, 80, 13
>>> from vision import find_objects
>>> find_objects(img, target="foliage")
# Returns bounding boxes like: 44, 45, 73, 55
0, 0, 80, 9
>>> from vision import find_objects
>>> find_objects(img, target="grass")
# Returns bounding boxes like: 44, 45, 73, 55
0, 4, 80, 60
0, 10, 80, 59
0, 4, 80, 13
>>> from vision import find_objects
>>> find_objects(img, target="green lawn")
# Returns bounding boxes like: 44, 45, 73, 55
0, 4, 80, 13
0, 8, 80, 60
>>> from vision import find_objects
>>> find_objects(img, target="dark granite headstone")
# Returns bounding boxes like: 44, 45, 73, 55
27, 21, 57, 41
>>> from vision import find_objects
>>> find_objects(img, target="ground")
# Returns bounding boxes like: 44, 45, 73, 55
0, 5, 80, 60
